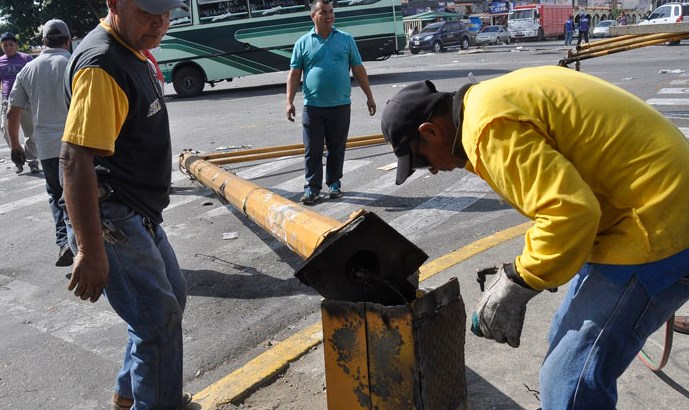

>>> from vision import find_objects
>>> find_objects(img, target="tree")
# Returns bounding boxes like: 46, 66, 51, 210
0, 0, 106, 48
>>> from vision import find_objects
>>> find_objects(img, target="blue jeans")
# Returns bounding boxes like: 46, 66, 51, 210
540, 251, 689, 409
565, 31, 573, 45
69, 201, 187, 409
302, 104, 351, 192
41, 157, 68, 248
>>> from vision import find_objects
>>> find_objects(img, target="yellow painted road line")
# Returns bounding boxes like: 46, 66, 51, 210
194, 322, 324, 408
419, 221, 531, 282
193, 221, 532, 408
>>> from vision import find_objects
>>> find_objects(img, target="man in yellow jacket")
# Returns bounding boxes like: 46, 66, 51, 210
381, 66, 689, 409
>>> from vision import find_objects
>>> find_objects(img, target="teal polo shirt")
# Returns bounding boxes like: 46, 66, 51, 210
290, 27, 363, 107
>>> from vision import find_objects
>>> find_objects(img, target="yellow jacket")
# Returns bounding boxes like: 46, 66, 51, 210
461, 66, 689, 290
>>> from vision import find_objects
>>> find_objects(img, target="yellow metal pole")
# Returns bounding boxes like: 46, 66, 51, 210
179, 150, 426, 304
201, 134, 384, 161
206, 136, 385, 165
559, 31, 689, 68
180, 150, 344, 259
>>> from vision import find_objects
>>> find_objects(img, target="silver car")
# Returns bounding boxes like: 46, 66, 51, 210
475, 25, 510, 46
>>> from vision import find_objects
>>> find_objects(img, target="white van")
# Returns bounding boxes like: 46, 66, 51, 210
638, 2, 689, 25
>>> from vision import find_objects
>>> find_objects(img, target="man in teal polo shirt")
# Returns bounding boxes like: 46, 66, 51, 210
286, 0, 376, 205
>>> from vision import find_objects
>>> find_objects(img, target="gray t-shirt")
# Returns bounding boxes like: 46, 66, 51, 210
9, 48, 70, 160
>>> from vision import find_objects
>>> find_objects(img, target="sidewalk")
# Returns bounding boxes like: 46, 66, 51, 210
211, 234, 689, 410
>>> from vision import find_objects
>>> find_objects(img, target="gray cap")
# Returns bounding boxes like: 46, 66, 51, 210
42, 19, 70, 38
136, 0, 189, 14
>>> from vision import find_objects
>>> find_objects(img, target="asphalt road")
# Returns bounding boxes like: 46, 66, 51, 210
1, 40, 688, 409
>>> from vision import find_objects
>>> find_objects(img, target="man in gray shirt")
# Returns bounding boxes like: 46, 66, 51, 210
8, 19, 73, 267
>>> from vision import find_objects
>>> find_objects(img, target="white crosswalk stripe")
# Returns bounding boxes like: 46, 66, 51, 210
647, 98, 689, 105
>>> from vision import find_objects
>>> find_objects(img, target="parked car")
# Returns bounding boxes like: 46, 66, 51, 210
591, 20, 619, 37
475, 25, 510, 45
409, 20, 472, 54
638, 2, 689, 25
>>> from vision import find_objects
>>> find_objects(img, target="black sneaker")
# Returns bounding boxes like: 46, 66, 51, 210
14, 164, 23, 174
300, 188, 319, 205
56, 245, 74, 267
328, 182, 343, 199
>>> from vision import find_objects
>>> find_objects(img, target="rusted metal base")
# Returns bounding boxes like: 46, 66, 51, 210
321, 278, 467, 410
295, 212, 428, 306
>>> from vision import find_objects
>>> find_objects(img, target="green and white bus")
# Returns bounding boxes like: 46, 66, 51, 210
154, 0, 406, 97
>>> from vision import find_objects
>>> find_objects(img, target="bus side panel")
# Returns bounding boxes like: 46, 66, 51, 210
155, 2, 404, 84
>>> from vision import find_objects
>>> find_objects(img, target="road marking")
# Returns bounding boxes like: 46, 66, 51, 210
0, 191, 48, 215
647, 98, 689, 105
670, 79, 689, 85
658, 88, 689, 94
391, 173, 491, 241
0, 276, 124, 362
192, 221, 532, 408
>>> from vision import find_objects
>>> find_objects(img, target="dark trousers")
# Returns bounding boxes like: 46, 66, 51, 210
41, 157, 68, 248
577, 30, 589, 45
301, 104, 351, 192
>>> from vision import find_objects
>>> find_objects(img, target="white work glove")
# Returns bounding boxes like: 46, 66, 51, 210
471, 263, 540, 348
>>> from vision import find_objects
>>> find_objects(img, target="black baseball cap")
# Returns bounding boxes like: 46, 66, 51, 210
0, 32, 17, 42
382, 80, 476, 185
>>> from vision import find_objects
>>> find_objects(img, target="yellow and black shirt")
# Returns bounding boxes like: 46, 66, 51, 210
63, 20, 170, 223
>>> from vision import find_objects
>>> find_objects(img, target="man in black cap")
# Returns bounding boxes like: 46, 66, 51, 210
381, 66, 689, 409
7, 19, 73, 267
61, 0, 192, 408
0, 31, 39, 173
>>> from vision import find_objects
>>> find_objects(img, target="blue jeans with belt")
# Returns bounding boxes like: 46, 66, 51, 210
540, 248, 689, 409
302, 104, 351, 192
69, 201, 187, 409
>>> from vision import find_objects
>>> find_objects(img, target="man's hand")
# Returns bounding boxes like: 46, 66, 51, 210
366, 98, 376, 116
286, 103, 296, 122
67, 248, 109, 303
11, 148, 26, 167
471, 263, 540, 348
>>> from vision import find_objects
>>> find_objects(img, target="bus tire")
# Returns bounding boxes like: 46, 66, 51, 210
173, 66, 205, 98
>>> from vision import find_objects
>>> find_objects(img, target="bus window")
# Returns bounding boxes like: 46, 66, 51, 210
199, 0, 250, 23
249, 0, 309, 16
170, 0, 192, 27
335, 0, 382, 8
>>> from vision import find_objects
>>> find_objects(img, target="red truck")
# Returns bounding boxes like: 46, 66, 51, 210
508, 4, 573, 41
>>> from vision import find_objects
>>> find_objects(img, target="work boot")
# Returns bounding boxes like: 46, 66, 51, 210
111, 393, 133, 409
328, 181, 343, 199
28, 160, 40, 173
56, 245, 74, 267
673, 315, 689, 335
111, 392, 192, 409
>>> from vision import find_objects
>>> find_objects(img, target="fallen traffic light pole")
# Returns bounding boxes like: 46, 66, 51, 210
179, 149, 468, 409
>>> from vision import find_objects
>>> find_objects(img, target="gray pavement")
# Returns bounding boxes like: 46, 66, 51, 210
231, 235, 689, 410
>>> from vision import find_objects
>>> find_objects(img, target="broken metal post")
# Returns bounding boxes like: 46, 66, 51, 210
179, 150, 467, 409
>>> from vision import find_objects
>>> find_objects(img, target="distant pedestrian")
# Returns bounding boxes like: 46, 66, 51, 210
577, 12, 590, 45
7, 19, 73, 267
0, 31, 39, 174
286, 0, 376, 205
564, 15, 574, 46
